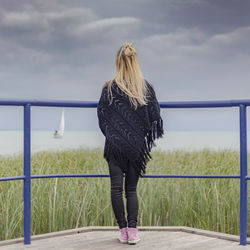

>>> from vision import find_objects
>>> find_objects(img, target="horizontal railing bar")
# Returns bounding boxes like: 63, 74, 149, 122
0, 174, 244, 181
0, 99, 97, 107
0, 176, 25, 181
160, 100, 250, 108
143, 174, 241, 178
30, 174, 241, 179
0, 98, 250, 108
31, 174, 110, 178
0, 174, 241, 181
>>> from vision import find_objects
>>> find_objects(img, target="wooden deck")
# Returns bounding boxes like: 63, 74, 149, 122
0, 226, 250, 250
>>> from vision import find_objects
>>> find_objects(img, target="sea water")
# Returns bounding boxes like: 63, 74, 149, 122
0, 130, 248, 156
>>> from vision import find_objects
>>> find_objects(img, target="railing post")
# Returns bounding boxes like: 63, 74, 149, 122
239, 104, 248, 245
23, 104, 31, 244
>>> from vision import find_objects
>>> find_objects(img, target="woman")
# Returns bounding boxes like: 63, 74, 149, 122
97, 42, 164, 245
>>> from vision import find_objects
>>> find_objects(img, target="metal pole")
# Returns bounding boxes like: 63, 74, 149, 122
23, 104, 31, 244
239, 104, 248, 245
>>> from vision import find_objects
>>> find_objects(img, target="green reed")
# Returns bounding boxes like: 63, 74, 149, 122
0, 147, 249, 241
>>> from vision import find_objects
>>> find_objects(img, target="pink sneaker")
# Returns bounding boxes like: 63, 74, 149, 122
118, 227, 128, 243
127, 227, 140, 244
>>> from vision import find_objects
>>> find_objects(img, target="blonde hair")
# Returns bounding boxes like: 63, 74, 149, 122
103, 42, 150, 110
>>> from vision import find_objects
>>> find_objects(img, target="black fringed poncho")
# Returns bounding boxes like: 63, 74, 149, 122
97, 80, 164, 177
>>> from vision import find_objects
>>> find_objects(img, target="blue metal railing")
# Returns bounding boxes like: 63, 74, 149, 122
0, 98, 248, 245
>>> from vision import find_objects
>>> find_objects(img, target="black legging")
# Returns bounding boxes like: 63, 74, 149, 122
108, 155, 140, 229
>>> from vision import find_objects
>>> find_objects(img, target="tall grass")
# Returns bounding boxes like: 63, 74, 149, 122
0, 147, 249, 241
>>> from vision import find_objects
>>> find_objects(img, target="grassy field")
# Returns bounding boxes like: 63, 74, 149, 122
0, 147, 249, 241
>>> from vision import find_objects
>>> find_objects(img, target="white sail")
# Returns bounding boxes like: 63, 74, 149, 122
54, 108, 65, 138
58, 109, 65, 136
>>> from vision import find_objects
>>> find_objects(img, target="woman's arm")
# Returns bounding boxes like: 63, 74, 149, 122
97, 87, 108, 136
145, 82, 164, 147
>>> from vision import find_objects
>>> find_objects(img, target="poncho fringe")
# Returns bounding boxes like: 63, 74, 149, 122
104, 116, 164, 177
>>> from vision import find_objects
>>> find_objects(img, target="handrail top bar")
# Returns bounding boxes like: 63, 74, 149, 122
0, 98, 250, 108
160, 99, 250, 108
0, 99, 97, 107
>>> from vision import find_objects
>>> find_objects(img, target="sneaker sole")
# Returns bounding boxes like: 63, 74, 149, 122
128, 239, 140, 245
118, 238, 128, 244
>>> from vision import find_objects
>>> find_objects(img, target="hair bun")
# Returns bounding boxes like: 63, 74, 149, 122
124, 43, 136, 57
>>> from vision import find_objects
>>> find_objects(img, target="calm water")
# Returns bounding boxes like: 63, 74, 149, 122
0, 130, 249, 156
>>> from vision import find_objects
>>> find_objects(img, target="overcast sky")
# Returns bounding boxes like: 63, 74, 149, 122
0, 0, 250, 131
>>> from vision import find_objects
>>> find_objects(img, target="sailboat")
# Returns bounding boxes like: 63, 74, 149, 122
54, 108, 65, 139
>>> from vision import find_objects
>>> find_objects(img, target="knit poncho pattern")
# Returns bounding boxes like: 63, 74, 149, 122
97, 80, 164, 177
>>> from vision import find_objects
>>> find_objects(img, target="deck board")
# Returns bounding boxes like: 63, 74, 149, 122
0, 227, 249, 250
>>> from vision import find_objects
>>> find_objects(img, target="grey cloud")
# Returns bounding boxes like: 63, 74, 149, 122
0, 0, 142, 87
135, 25, 250, 101
200, 26, 250, 56
139, 25, 250, 63
0, 0, 141, 62
75, 17, 140, 33
0, 3, 98, 49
